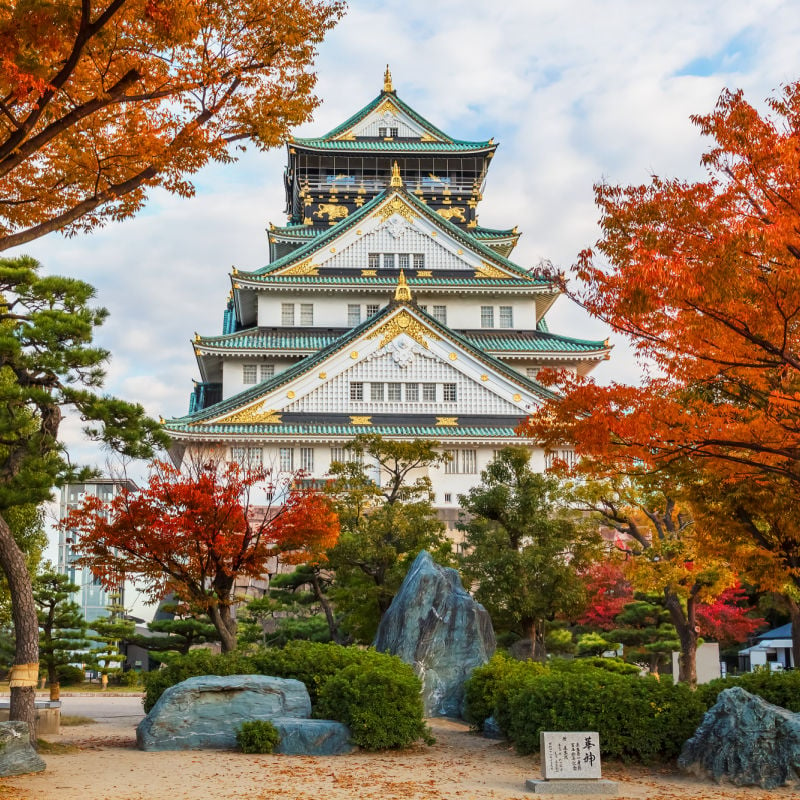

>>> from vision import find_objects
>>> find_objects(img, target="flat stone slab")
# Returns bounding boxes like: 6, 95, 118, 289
526, 779, 619, 795
273, 718, 355, 755
0, 721, 46, 776
137, 674, 311, 751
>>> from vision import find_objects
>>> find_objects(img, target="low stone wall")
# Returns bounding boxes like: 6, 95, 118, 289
0, 701, 60, 735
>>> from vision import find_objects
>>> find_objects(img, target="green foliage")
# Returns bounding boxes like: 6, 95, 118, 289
34, 569, 91, 685
316, 659, 432, 750
142, 641, 432, 749
326, 435, 453, 642
697, 669, 800, 712
459, 447, 601, 659
86, 601, 135, 678
545, 627, 576, 655
577, 632, 615, 657
464, 655, 705, 762
610, 595, 680, 674
131, 600, 219, 661
56, 664, 85, 685
236, 720, 281, 754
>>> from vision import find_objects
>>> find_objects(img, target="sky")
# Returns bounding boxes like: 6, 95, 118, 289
13, 0, 800, 489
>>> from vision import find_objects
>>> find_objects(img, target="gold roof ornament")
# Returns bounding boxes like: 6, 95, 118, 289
384, 64, 393, 92
395, 269, 412, 302
390, 160, 403, 188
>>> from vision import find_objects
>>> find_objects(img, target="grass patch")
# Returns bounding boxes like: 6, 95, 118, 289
60, 715, 97, 726
37, 739, 80, 754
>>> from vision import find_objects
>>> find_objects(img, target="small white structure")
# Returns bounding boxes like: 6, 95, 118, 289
671, 642, 721, 685
738, 624, 795, 672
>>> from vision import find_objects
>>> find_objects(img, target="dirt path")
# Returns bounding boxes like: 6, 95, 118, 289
0, 718, 796, 800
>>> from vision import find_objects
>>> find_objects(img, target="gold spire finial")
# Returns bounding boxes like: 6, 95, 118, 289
384, 64, 393, 92
390, 160, 403, 188
395, 269, 411, 302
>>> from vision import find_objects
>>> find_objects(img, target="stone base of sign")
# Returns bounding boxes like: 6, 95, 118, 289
525, 779, 619, 795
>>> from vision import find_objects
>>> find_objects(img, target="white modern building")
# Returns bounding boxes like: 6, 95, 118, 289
163, 70, 610, 514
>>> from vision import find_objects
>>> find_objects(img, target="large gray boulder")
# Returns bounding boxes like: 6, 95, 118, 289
137, 674, 312, 751
679, 686, 800, 788
373, 550, 495, 717
273, 719, 355, 755
0, 722, 45, 776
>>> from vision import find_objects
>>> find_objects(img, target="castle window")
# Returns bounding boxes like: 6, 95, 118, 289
350, 382, 364, 401
299, 447, 314, 473
366, 304, 380, 316
422, 383, 437, 402
378, 127, 387, 137
330, 447, 346, 464
432, 305, 447, 324
390, 127, 398, 138
242, 364, 257, 384
383, 253, 396, 270
406, 383, 419, 402
499, 306, 513, 328
281, 303, 295, 326
279, 447, 294, 472
526, 367, 538, 380
413, 253, 425, 269
260, 364, 274, 381
398, 254, 409, 270
387, 383, 402, 401
444, 493, 452, 504
232, 447, 263, 467
444, 450, 458, 474
443, 383, 457, 402
300, 303, 314, 325
371, 382, 385, 401
480, 306, 494, 328
368, 253, 380, 269
348, 304, 361, 326
461, 450, 477, 473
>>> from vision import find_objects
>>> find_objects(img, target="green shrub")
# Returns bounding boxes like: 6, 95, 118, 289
504, 668, 706, 763
237, 720, 281, 754
698, 669, 800, 712
463, 652, 546, 731
316, 657, 432, 750
56, 664, 85, 685
553, 657, 641, 676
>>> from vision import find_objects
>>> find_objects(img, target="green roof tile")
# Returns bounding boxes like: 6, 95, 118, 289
291, 139, 493, 152
164, 422, 521, 437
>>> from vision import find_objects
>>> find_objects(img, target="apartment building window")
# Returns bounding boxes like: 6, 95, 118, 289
499, 306, 513, 328
368, 253, 380, 270
281, 303, 295, 326
398, 254, 409, 270
387, 383, 402, 401
413, 253, 425, 269
371, 382, 385, 401
366, 304, 380, 316
279, 447, 294, 471
300, 303, 314, 325
422, 383, 437, 402
299, 447, 314, 473
443, 383, 457, 402
348, 304, 361, 326
481, 306, 494, 328
432, 305, 447, 324
383, 253, 396, 270
350, 381, 364, 401
242, 364, 257, 384
260, 364, 274, 381
406, 382, 419, 402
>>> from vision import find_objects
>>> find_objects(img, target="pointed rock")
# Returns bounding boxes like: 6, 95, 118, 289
374, 550, 495, 717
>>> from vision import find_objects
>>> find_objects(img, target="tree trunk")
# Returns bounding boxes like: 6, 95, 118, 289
208, 604, 237, 652
0, 514, 38, 742
664, 588, 698, 688
530, 619, 547, 662
310, 569, 343, 645
788, 597, 800, 670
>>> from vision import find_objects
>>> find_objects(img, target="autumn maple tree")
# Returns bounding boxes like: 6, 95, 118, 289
524, 81, 800, 667
63, 457, 339, 652
0, 0, 344, 250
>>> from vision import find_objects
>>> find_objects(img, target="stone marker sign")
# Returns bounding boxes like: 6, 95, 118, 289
541, 731, 602, 780
526, 731, 618, 795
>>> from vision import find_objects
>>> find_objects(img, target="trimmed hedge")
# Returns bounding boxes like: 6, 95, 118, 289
142, 641, 430, 750
697, 669, 800, 712
464, 656, 707, 763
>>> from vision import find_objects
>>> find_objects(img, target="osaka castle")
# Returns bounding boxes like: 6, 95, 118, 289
164, 68, 610, 521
